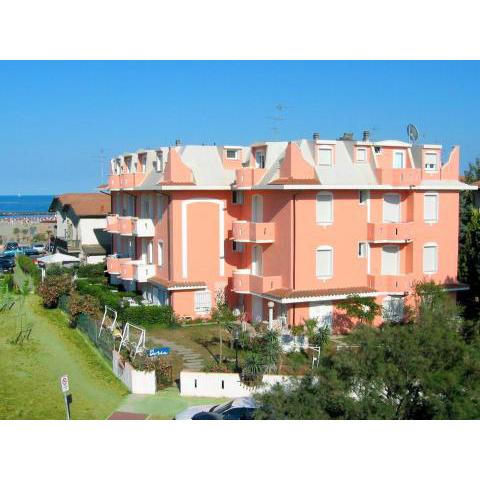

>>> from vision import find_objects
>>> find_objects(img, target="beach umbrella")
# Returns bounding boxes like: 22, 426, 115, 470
36, 252, 80, 265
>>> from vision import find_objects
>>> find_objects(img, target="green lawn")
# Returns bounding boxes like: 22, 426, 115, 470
0, 292, 128, 419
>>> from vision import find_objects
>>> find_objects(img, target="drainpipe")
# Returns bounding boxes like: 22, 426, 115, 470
292, 192, 298, 326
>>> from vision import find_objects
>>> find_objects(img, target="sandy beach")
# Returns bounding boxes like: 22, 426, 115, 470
0, 217, 55, 246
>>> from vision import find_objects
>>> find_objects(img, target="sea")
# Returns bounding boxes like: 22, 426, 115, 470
0, 195, 54, 217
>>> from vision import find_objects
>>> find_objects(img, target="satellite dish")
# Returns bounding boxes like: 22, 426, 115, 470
407, 124, 419, 143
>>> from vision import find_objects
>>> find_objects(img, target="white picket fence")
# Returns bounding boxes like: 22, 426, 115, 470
179, 370, 293, 398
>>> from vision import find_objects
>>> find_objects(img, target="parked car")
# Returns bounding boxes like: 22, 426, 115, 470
1, 249, 20, 258
31, 243, 45, 254
0, 256, 15, 273
5, 242, 19, 251
175, 398, 256, 420
20, 246, 38, 256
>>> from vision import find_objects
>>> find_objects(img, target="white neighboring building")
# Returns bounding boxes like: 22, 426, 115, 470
49, 193, 112, 264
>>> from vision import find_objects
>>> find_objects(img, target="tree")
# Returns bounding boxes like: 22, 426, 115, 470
255, 282, 480, 420
13, 227, 20, 242
337, 294, 381, 325
211, 290, 236, 364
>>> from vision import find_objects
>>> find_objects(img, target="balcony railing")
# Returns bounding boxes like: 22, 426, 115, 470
235, 168, 266, 188
367, 274, 413, 292
375, 168, 421, 186
133, 218, 155, 237
367, 222, 414, 243
108, 175, 121, 190
106, 255, 131, 275
232, 270, 282, 294
119, 172, 146, 189
232, 221, 275, 243
106, 214, 119, 233
118, 216, 136, 236
119, 260, 155, 282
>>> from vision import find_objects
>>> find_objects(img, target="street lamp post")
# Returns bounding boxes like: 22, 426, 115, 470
233, 328, 240, 372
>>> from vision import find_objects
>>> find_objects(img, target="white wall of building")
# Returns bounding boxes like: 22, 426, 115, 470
78, 217, 108, 244
179, 371, 293, 398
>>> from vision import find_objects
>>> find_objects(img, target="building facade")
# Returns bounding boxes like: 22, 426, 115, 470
105, 133, 473, 332
49, 193, 112, 264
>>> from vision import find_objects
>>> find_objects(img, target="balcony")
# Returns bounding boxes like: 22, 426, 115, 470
133, 218, 155, 237
375, 168, 421, 186
119, 260, 155, 282
108, 175, 121, 190
106, 214, 119, 233
118, 216, 136, 236
367, 222, 414, 243
367, 274, 413, 292
232, 221, 275, 243
232, 270, 282, 294
119, 172, 146, 189
235, 168, 266, 188
106, 255, 131, 275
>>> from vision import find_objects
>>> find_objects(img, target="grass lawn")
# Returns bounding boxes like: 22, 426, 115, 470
117, 388, 229, 420
0, 287, 128, 419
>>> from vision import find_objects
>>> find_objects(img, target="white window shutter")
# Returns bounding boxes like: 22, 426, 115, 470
424, 194, 438, 222
423, 245, 437, 273
194, 291, 212, 313
316, 248, 332, 277
316, 194, 333, 224
383, 194, 401, 223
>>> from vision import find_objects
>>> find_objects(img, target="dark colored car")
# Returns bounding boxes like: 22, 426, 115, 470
0, 256, 15, 273
5, 242, 19, 251
192, 408, 255, 420
20, 246, 38, 256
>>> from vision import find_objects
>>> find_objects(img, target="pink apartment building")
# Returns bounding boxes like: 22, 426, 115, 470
105, 132, 474, 333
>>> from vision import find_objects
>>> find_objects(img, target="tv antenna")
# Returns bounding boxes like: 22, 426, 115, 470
407, 124, 419, 143
266, 103, 293, 140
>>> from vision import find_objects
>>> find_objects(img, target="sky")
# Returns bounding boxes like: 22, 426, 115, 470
0, 61, 479, 195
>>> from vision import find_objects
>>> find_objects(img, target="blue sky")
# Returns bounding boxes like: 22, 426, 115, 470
0, 61, 479, 194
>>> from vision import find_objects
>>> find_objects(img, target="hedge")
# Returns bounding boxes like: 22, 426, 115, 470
75, 279, 123, 311
119, 305, 177, 328
77, 263, 105, 278
16, 255, 41, 285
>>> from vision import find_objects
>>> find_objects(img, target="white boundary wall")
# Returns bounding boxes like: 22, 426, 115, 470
112, 350, 156, 394
180, 370, 293, 398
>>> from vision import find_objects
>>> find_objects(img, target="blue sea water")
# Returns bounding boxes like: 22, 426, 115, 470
0, 195, 53, 214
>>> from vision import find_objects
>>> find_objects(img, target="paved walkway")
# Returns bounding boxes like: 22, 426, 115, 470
152, 338, 205, 371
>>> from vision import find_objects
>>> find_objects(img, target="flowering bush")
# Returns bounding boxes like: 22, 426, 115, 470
37, 275, 72, 308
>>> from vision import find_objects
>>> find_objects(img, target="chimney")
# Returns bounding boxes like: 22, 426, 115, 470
313, 132, 320, 141
175, 139, 181, 146
362, 130, 370, 142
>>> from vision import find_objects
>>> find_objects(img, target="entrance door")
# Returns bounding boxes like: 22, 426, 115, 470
383, 194, 401, 223
309, 302, 333, 330
381, 245, 400, 275
252, 195, 263, 223
252, 296, 263, 324
393, 151, 405, 169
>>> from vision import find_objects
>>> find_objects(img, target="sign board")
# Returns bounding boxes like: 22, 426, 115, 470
148, 347, 170, 357
60, 375, 69, 393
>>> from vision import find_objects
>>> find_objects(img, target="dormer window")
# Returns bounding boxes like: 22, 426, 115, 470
424, 152, 438, 171
139, 154, 147, 174
125, 157, 132, 174
255, 150, 266, 169
393, 151, 405, 169
226, 149, 239, 160
356, 147, 367, 163
318, 147, 333, 166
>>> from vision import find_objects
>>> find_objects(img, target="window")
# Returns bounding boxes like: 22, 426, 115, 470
139, 155, 147, 173
155, 151, 164, 172
232, 190, 244, 205
358, 242, 367, 258
316, 193, 333, 224
393, 151, 405, 169
424, 152, 438, 171
359, 190, 369, 205
381, 245, 400, 275
423, 244, 438, 274
232, 241, 244, 253
125, 157, 132, 174
251, 245, 263, 276
156, 194, 165, 221
383, 194, 401, 223
316, 246, 333, 278
147, 241, 153, 264
194, 290, 211, 313
318, 147, 333, 166
383, 296, 404, 322
356, 148, 367, 163
424, 192, 439, 223
157, 241, 163, 266
226, 149, 238, 160
255, 150, 266, 169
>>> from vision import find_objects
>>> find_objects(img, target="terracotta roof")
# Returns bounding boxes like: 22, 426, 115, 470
50, 193, 111, 217
149, 276, 206, 290
97, 183, 108, 189
269, 177, 320, 185
265, 286, 376, 300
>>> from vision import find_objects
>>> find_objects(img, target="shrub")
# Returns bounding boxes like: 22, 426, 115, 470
37, 275, 72, 308
68, 291, 101, 320
16, 254, 41, 285
46, 265, 74, 277
203, 361, 231, 373
77, 263, 106, 278
119, 305, 177, 328
75, 280, 123, 311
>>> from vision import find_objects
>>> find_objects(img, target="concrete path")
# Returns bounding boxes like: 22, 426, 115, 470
152, 338, 205, 371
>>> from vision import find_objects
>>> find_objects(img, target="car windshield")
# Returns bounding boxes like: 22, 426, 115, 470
210, 401, 234, 414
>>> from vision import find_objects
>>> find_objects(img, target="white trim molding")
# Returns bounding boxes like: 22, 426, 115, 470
181, 198, 225, 279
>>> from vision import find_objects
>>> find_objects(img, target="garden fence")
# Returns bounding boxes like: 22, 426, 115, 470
77, 312, 114, 362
